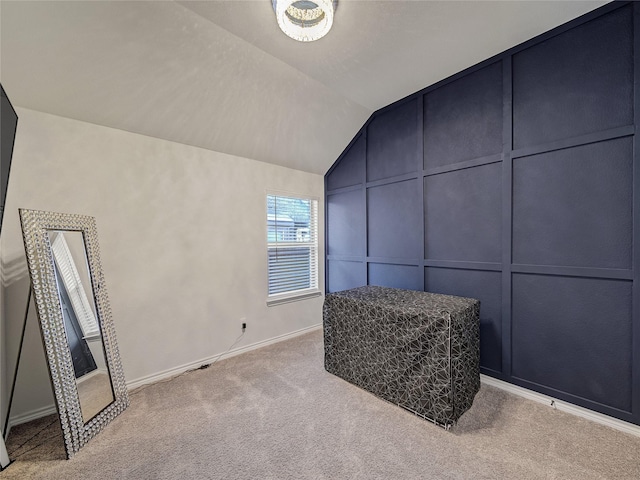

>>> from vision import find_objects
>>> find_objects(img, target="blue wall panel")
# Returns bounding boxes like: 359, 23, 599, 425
512, 5, 633, 149
368, 179, 421, 260
326, 2, 638, 425
327, 133, 365, 191
424, 62, 503, 169
513, 138, 633, 269
424, 163, 501, 263
367, 99, 418, 182
512, 274, 632, 412
425, 267, 502, 373
369, 263, 421, 291
327, 260, 366, 293
327, 190, 364, 257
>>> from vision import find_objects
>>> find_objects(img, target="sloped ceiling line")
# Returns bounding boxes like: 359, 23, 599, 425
0, 0, 608, 174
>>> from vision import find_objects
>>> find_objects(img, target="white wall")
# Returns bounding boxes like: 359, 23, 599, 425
1, 108, 325, 419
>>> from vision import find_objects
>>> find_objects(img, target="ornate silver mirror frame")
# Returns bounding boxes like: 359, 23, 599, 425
18, 209, 128, 458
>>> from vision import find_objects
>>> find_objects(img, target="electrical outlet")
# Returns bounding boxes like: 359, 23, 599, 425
242, 322, 247, 331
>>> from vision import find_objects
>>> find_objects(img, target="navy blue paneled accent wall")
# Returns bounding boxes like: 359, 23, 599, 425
324, 2, 640, 426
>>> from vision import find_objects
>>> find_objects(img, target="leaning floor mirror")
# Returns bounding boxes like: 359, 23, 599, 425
19, 209, 128, 458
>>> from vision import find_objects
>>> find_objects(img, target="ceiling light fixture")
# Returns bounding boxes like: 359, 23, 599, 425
272, 0, 336, 42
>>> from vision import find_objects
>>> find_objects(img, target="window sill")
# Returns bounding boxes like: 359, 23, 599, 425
267, 290, 322, 306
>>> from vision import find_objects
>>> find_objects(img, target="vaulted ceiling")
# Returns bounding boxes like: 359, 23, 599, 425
0, 1, 607, 174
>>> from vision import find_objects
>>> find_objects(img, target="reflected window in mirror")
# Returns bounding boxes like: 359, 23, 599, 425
49, 231, 115, 423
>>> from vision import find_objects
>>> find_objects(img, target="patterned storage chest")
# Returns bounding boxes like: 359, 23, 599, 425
323, 285, 480, 427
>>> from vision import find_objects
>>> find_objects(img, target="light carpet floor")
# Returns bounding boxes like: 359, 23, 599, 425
2, 330, 639, 479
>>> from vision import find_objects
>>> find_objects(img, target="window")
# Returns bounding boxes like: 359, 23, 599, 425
267, 193, 320, 305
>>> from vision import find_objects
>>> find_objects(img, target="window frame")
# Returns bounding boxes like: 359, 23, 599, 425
266, 191, 321, 306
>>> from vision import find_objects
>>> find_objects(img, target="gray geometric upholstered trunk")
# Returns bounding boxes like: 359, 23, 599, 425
323, 286, 480, 427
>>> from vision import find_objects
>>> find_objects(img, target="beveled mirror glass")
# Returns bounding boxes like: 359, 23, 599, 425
19, 209, 128, 458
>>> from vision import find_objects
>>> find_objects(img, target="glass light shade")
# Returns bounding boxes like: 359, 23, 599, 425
273, 0, 334, 42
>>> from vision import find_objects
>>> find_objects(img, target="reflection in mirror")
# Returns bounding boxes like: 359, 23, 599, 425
19, 209, 128, 458
48, 231, 115, 423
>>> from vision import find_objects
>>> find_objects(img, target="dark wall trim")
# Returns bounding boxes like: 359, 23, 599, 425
631, 1, 640, 421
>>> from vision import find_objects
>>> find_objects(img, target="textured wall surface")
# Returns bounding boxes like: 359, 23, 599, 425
2, 108, 324, 420
325, 2, 639, 426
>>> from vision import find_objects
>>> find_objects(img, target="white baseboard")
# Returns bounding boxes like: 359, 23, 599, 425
7, 404, 57, 432
126, 323, 323, 391
16, 330, 638, 441
7, 324, 323, 430
480, 374, 640, 438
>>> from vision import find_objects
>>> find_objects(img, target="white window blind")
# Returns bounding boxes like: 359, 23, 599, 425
267, 194, 319, 301
51, 234, 100, 338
